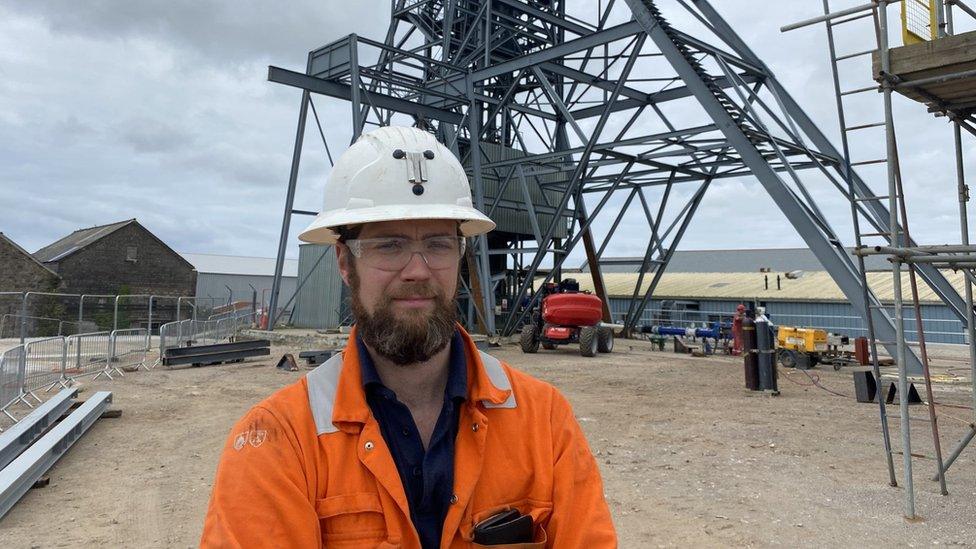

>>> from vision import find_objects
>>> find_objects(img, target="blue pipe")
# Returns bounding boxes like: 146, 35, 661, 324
646, 322, 731, 340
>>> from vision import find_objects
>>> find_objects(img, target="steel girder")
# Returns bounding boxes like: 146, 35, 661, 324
625, 0, 924, 374
264, 1, 959, 359
686, 0, 968, 325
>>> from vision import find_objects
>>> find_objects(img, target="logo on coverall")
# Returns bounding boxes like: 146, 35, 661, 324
233, 429, 268, 451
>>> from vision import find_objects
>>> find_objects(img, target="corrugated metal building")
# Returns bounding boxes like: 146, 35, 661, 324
288, 235, 969, 342
577, 248, 891, 273
561, 270, 968, 344
291, 244, 343, 329
181, 253, 298, 310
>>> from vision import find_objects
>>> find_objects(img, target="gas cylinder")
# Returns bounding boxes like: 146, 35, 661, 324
742, 315, 759, 390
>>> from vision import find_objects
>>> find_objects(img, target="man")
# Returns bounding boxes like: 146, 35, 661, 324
200, 126, 616, 548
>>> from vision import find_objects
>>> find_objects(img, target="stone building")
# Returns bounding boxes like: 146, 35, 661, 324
0, 232, 62, 325
33, 219, 196, 297
0, 232, 60, 293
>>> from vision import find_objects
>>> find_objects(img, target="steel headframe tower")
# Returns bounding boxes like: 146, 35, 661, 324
266, 0, 963, 372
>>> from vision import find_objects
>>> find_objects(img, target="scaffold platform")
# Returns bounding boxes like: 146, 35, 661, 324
873, 29, 976, 112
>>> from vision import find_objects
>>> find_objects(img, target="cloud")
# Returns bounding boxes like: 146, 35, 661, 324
1, 0, 974, 272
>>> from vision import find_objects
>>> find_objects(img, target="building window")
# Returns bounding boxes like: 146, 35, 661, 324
126, 246, 138, 262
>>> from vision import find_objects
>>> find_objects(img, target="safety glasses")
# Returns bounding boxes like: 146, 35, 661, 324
344, 236, 466, 272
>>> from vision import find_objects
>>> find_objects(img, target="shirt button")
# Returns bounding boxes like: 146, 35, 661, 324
402, 427, 410, 436
364, 441, 374, 451
450, 494, 458, 504
413, 466, 422, 477
471, 423, 479, 432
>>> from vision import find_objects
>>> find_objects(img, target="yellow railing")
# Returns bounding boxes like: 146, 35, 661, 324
902, 0, 938, 44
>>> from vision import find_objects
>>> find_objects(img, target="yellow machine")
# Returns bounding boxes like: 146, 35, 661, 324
777, 326, 828, 353
776, 326, 850, 370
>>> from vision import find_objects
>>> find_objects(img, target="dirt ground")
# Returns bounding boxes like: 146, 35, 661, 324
1, 337, 974, 548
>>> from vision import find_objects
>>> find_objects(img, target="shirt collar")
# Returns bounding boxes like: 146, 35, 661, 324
357, 330, 468, 402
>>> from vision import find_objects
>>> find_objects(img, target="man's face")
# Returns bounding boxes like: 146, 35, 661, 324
337, 219, 461, 365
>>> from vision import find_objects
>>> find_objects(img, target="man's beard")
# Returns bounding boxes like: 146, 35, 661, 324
348, 267, 458, 366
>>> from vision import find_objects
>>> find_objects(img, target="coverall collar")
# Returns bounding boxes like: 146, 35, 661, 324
331, 324, 512, 432
357, 329, 468, 403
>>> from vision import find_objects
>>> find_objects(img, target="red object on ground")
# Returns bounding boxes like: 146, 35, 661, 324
545, 326, 574, 340
541, 293, 603, 327
854, 336, 870, 365
731, 304, 746, 356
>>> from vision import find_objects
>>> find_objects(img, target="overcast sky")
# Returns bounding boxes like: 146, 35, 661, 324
1, 1, 974, 265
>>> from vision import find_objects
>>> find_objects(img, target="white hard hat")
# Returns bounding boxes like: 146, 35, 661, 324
299, 126, 496, 244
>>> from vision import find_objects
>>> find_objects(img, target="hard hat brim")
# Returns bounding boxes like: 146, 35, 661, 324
298, 205, 496, 244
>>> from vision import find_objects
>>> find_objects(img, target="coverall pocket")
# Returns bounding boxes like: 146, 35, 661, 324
471, 526, 547, 549
470, 499, 552, 548
316, 493, 388, 545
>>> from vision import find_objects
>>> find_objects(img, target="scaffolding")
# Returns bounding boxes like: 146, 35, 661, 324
785, 0, 976, 520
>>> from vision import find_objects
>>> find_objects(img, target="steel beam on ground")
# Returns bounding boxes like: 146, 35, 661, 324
163, 347, 271, 367
0, 388, 77, 470
0, 391, 111, 519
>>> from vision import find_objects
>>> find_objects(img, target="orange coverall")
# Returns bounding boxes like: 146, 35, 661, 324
200, 326, 616, 548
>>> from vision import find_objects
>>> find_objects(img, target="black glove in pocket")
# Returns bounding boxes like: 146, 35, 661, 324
472, 509, 534, 545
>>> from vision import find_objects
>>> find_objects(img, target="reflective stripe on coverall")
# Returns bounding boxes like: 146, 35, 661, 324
200, 326, 616, 548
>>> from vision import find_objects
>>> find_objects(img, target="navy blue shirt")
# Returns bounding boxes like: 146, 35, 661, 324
359, 332, 467, 549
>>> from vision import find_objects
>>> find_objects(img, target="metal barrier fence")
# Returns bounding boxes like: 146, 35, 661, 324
2, 310, 251, 430
64, 331, 111, 384
156, 310, 254, 363
0, 345, 26, 422
23, 336, 66, 399
105, 328, 149, 378
0, 315, 84, 339
158, 320, 186, 357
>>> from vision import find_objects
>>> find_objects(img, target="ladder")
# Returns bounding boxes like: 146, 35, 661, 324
819, 0, 947, 519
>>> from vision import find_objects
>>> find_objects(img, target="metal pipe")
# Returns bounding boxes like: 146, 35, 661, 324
879, 1, 916, 519
19, 293, 27, 344
147, 296, 154, 337
950, 122, 976, 423
895, 68, 976, 91
933, 425, 976, 479
781, 1, 886, 32
937, 0, 949, 37
866, 244, 976, 255
915, 262, 976, 268
899, 255, 976, 263
947, 0, 956, 34
949, 0, 976, 20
